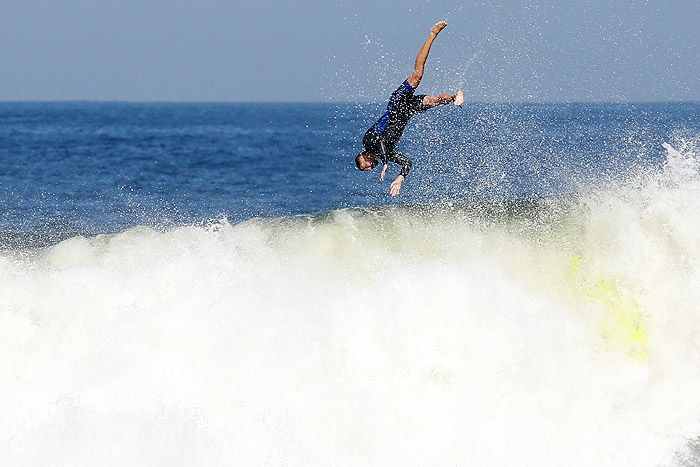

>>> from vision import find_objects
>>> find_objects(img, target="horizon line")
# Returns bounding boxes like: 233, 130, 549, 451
1, 99, 699, 105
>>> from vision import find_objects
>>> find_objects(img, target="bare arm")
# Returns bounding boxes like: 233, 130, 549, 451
407, 21, 447, 88
384, 152, 412, 197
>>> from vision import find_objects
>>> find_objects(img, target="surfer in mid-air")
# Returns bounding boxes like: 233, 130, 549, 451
355, 21, 464, 197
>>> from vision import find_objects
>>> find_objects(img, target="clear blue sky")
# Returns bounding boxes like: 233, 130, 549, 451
1, 0, 698, 102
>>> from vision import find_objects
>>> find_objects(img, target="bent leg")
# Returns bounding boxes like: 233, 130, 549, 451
422, 90, 463, 108
407, 21, 447, 88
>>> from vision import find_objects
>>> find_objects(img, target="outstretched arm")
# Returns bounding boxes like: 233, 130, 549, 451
384, 152, 412, 197
407, 21, 447, 88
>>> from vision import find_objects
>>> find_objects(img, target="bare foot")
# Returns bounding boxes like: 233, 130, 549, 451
454, 90, 464, 106
430, 21, 447, 36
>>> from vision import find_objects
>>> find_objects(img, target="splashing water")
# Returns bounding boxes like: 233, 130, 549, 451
2, 142, 700, 465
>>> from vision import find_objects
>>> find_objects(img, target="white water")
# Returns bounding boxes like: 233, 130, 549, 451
2, 143, 700, 466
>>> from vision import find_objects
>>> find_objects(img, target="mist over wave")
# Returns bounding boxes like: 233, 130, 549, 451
2, 142, 700, 466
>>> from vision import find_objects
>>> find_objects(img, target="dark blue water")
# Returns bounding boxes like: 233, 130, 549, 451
1, 101, 698, 244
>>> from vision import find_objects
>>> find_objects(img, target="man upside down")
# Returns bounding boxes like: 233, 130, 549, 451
355, 21, 464, 197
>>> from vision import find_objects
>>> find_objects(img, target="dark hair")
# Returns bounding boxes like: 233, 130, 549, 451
355, 153, 365, 170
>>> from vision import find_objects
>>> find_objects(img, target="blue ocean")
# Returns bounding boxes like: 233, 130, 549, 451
2, 101, 700, 466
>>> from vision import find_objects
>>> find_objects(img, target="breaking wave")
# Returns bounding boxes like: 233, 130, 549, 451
2, 142, 700, 466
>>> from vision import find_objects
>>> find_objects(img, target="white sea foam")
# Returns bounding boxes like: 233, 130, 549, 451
2, 143, 700, 466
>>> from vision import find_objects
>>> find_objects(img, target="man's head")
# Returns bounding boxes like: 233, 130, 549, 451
355, 152, 379, 171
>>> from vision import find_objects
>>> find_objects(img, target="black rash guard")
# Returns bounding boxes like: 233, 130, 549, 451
363, 80, 428, 177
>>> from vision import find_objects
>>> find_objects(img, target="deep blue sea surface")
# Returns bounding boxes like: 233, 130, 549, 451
2, 101, 698, 244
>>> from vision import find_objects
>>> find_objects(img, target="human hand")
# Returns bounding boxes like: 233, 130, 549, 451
390, 175, 404, 197
380, 163, 388, 181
